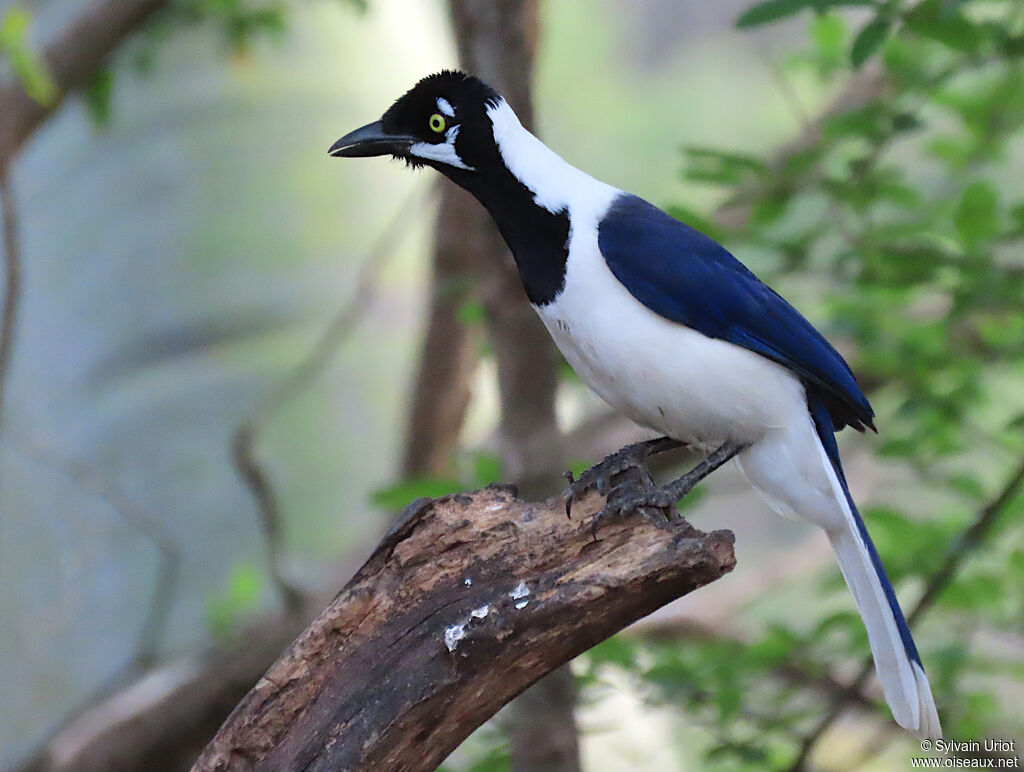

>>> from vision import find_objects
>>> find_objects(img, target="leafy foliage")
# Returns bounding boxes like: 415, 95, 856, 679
80, 0, 368, 127
157, 0, 367, 53
579, 0, 1024, 767
0, 7, 56, 105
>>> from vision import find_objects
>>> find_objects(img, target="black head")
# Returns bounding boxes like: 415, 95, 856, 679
332, 71, 573, 307
329, 71, 503, 175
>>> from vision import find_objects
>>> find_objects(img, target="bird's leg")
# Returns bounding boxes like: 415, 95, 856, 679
564, 436, 685, 517
593, 441, 748, 534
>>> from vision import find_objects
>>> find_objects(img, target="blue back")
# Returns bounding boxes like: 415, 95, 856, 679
597, 194, 874, 432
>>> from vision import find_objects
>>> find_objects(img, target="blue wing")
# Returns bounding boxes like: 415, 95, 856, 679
597, 194, 874, 432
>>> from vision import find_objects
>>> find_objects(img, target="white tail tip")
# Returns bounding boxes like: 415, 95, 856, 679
901, 662, 942, 739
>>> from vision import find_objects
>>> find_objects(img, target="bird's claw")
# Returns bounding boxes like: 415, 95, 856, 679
563, 441, 662, 518
589, 479, 677, 540
563, 436, 687, 518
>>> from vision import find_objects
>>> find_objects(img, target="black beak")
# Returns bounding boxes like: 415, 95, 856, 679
328, 120, 415, 158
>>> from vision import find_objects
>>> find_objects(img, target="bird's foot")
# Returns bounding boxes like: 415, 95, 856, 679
589, 476, 677, 539
563, 436, 684, 518
589, 440, 749, 539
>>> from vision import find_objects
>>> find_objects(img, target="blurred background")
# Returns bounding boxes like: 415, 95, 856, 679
1, 0, 1022, 770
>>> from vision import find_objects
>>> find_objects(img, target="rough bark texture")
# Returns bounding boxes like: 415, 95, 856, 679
0, 0, 170, 165
191, 485, 736, 772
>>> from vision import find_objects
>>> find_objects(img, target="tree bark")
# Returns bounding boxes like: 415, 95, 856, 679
191, 485, 736, 772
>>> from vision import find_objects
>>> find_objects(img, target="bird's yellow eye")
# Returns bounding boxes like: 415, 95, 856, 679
428, 113, 446, 133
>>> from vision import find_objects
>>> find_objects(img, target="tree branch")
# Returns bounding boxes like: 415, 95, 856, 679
191, 482, 736, 771
230, 191, 425, 610
13, 600, 325, 772
0, 168, 20, 443
11, 432, 183, 669
0, 0, 171, 163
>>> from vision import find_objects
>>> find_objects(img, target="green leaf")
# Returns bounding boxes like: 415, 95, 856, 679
814, 0, 879, 9
471, 452, 502, 486
738, 0, 876, 27
811, 13, 846, 62
737, 0, 815, 28
370, 477, 462, 510
683, 146, 765, 186
850, 16, 892, 68
0, 8, 57, 105
586, 635, 638, 670
84, 69, 114, 127
954, 181, 1000, 249
948, 473, 985, 501
903, 0, 983, 53
204, 562, 263, 639
456, 299, 486, 326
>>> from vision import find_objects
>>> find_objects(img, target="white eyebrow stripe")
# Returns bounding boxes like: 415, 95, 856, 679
436, 97, 455, 117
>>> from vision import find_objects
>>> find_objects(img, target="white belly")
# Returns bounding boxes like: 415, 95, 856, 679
535, 230, 808, 450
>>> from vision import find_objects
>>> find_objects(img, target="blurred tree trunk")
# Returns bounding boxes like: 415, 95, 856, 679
400, 181, 483, 477
438, 3, 581, 771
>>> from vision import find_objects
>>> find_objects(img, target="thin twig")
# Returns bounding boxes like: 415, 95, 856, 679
786, 455, 1024, 771
0, 166, 21, 446
231, 189, 426, 612
755, 40, 811, 133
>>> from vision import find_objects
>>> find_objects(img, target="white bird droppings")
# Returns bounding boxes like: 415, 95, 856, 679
444, 623, 467, 652
515, 600, 529, 610
471, 605, 490, 619
509, 581, 530, 600
463, 577, 473, 586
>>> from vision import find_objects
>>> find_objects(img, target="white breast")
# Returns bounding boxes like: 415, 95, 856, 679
485, 100, 808, 447
535, 196, 808, 450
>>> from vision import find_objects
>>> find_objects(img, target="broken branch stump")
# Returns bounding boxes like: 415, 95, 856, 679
191, 481, 736, 771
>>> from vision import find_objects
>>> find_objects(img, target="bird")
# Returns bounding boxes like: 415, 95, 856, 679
329, 70, 941, 738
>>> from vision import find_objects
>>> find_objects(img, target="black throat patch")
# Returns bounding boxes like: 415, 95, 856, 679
432, 113, 570, 306
448, 166, 570, 306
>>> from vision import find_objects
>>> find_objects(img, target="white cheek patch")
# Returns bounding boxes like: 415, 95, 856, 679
409, 138, 474, 170
436, 97, 455, 117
